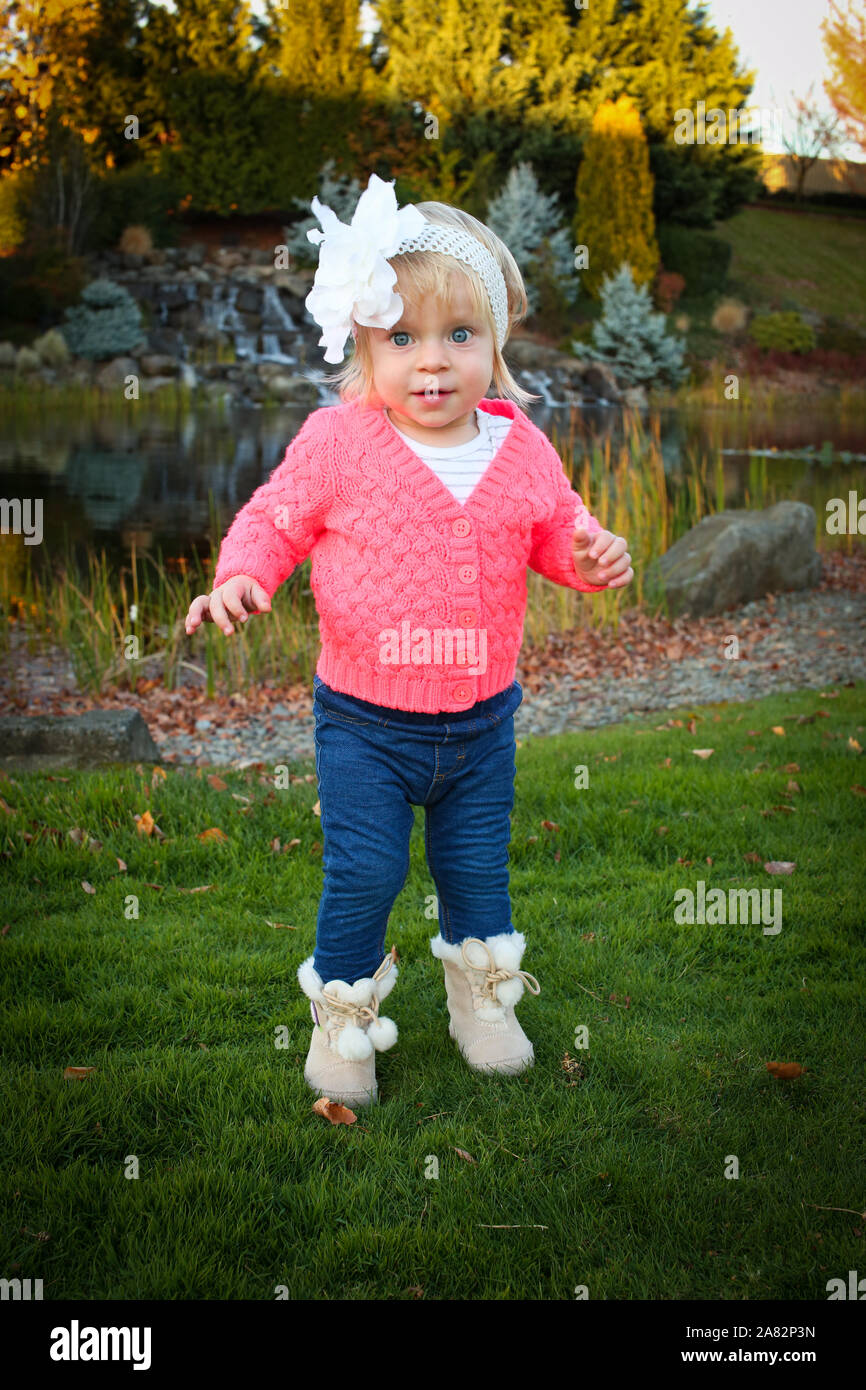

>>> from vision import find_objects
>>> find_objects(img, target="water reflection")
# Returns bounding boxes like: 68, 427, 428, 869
2, 395, 865, 576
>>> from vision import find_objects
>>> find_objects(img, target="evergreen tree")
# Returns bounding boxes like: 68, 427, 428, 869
578, 262, 688, 389
283, 159, 363, 265
61, 277, 145, 359
485, 162, 579, 315
576, 94, 659, 300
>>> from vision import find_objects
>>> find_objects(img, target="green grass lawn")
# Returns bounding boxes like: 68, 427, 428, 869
2, 682, 865, 1300
714, 206, 866, 329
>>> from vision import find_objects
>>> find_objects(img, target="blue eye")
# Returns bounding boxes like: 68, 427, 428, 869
389, 331, 411, 346
452, 327, 472, 343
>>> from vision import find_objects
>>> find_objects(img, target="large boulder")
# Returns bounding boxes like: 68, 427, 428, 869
657, 501, 821, 617
0, 709, 162, 771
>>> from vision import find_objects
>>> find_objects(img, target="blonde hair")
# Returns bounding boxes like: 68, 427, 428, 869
325, 200, 540, 410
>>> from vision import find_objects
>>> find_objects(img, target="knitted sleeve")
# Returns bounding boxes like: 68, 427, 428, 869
528, 433, 608, 594
211, 410, 334, 601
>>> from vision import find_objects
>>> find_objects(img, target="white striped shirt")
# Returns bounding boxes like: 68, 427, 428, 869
384, 406, 514, 506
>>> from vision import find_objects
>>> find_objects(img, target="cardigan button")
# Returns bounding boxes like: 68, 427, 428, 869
458, 610, 475, 626
452, 683, 473, 703
458, 565, 476, 584
452, 518, 471, 537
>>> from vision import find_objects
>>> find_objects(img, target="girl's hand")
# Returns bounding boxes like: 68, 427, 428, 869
185, 576, 272, 637
572, 527, 633, 589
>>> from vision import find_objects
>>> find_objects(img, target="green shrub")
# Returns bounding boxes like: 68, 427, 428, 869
656, 223, 732, 297
86, 166, 184, 253
0, 227, 88, 332
748, 311, 816, 354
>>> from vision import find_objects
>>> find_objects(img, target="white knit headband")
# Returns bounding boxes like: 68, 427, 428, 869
304, 172, 509, 364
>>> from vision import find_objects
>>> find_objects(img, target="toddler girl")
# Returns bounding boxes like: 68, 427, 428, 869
185, 173, 633, 1107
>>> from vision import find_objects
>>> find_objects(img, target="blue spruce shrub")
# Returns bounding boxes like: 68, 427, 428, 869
61, 278, 145, 361
577, 262, 688, 390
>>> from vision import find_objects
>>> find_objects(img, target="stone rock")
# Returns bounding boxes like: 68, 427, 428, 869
0, 709, 162, 771
94, 356, 139, 392
140, 354, 180, 377
656, 501, 821, 617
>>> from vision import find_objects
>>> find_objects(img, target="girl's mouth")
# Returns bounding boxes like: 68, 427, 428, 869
413, 390, 452, 397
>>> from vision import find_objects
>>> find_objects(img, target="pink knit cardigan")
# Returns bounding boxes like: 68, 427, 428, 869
212, 396, 606, 712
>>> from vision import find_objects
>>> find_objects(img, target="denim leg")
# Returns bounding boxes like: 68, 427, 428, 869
423, 713, 518, 945
312, 705, 415, 984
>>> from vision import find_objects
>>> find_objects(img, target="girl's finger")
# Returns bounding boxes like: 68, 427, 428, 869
606, 566, 634, 588
599, 551, 631, 578
596, 536, 627, 567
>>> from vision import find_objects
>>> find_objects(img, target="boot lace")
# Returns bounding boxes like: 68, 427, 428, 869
459, 938, 540, 1010
318, 950, 395, 1037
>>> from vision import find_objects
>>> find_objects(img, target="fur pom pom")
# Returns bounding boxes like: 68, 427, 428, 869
337, 1024, 373, 1060
367, 1015, 398, 1051
496, 976, 524, 1007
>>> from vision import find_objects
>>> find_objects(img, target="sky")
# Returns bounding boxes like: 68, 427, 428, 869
700, 0, 860, 159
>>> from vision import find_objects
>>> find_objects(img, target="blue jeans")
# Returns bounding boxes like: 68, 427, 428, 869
311, 673, 525, 984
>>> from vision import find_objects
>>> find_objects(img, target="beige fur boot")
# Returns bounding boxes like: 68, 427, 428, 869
430, 932, 540, 1074
297, 949, 398, 1107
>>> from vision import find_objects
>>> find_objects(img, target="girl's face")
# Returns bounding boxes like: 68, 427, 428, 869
365, 274, 496, 443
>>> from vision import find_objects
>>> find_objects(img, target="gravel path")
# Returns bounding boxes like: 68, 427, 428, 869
154, 588, 866, 767
2, 575, 864, 771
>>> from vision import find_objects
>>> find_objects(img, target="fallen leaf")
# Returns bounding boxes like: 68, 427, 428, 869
312, 800, 321, 816
743, 852, 763, 864
771, 726, 786, 736
764, 861, 796, 875
81, 880, 95, 894
851, 785, 866, 797
766, 1062, 807, 1080
312, 1097, 356, 1125
63, 1066, 96, 1080
687, 718, 698, 734
849, 738, 862, 753
818, 690, 839, 698
454, 1148, 477, 1164
782, 763, 801, 773
541, 820, 560, 832
786, 780, 801, 793
207, 774, 227, 791
659, 757, 672, 767
197, 827, 228, 842
267, 920, 296, 930
656, 825, 669, 835
691, 748, 714, 759
675, 858, 693, 866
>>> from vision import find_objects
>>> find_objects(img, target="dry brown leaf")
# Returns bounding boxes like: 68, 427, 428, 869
197, 827, 228, 842
766, 1062, 807, 1080
81, 880, 95, 894
786, 780, 801, 794
849, 738, 862, 753
454, 1147, 477, 1163
659, 757, 672, 767
771, 726, 786, 736
312, 1097, 356, 1125
691, 748, 714, 759
764, 861, 796, 875
782, 763, 801, 773
115, 857, 127, 872
63, 1066, 96, 1080
267, 920, 297, 930
541, 820, 560, 831
177, 884, 215, 894
656, 825, 669, 835
851, 785, 866, 796
312, 800, 321, 817
208, 774, 227, 790
743, 852, 763, 864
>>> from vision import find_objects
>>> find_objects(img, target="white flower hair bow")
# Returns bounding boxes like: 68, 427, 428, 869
304, 173, 428, 365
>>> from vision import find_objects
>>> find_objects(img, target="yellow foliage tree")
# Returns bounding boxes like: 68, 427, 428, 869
0, 0, 101, 175
575, 95, 660, 301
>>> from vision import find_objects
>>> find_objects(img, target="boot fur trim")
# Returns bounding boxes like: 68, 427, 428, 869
297, 956, 398, 1057
430, 932, 528, 1019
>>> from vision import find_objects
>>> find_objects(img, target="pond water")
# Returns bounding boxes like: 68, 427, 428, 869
2, 394, 865, 581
